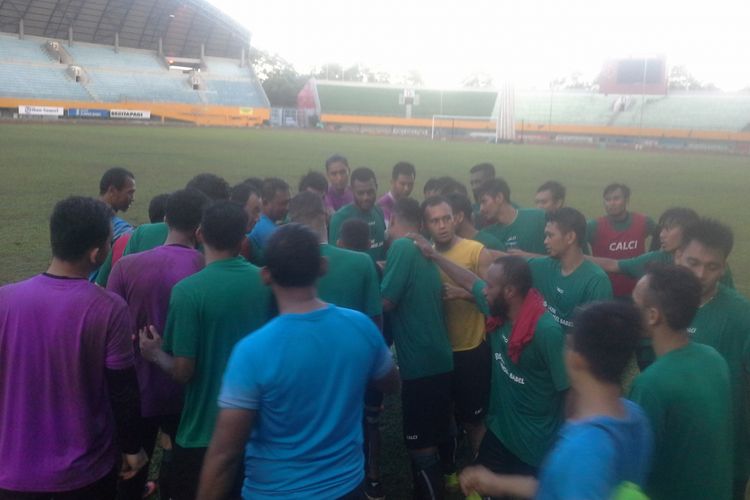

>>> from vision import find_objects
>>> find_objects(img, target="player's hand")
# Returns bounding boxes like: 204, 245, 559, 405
120, 449, 148, 480
139, 325, 163, 363
443, 283, 473, 301
459, 465, 496, 496
406, 233, 436, 259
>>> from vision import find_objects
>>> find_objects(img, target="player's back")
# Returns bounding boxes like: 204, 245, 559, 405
221, 305, 391, 498
0, 275, 132, 491
629, 342, 732, 500
318, 243, 381, 317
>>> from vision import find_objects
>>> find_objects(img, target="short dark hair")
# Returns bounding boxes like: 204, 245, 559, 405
288, 191, 326, 227
643, 264, 702, 331
423, 178, 440, 195
603, 183, 631, 199
571, 301, 642, 384
392, 161, 416, 180
681, 218, 734, 259
99, 167, 134, 195
200, 201, 248, 251
325, 154, 349, 171
547, 207, 587, 247
298, 171, 328, 194
185, 173, 230, 201
494, 255, 532, 297
437, 177, 469, 197
261, 177, 290, 203
658, 207, 699, 230
340, 219, 371, 251
242, 177, 264, 193
537, 181, 566, 202
350, 167, 377, 186
230, 182, 260, 205
470, 162, 496, 177
265, 223, 322, 287
50, 196, 113, 261
148, 193, 170, 223
393, 197, 422, 229
447, 193, 473, 220
166, 188, 209, 232
421, 195, 451, 221
476, 178, 511, 203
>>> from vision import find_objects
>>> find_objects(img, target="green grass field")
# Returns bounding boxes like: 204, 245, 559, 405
1, 123, 749, 498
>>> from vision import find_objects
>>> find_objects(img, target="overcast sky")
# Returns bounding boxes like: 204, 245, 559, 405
208, 0, 750, 91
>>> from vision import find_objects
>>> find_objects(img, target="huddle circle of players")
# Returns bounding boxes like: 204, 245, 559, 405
0, 157, 747, 500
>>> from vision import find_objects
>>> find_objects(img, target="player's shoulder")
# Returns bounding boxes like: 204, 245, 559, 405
519, 207, 547, 220
580, 258, 610, 279
534, 311, 565, 339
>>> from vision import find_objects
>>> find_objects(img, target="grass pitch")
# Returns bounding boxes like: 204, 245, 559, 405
1, 123, 748, 497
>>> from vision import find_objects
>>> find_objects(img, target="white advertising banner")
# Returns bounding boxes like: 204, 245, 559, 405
110, 109, 151, 120
18, 105, 64, 116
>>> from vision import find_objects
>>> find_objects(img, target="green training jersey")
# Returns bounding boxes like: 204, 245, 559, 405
476, 208, 547, 254
318, 243, 382, 318
125, 222, 169, 255
617, 250, 735, 289
629, 342, 732, 500
163, 256, 274, 448
473, 230, 506, 251
528, 257, 613, 329
329, 204, 387, 262
689, 284, 750, 481
472, 280, 569, 466
381, 238, 453, 380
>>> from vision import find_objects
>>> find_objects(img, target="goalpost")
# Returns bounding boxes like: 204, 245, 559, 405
430, 84, 516, 143
430, 115, 498, 141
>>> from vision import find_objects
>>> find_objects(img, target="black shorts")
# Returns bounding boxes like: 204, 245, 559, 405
171, 445, 244, 500
452, 341, 490, 424
401, 371, 453, 450
475, 429, 538, 477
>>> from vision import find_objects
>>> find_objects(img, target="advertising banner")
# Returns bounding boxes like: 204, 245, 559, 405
110, 109, 151, 119
18, 105, 64, 116
67, 108, 110, 118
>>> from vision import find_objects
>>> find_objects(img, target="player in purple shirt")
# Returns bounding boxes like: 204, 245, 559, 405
107, 188, 208, 500
324, 154, 354, 214
377, 161, 416, 226
0, 197, 146, 499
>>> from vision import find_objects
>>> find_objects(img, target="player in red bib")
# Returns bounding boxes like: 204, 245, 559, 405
586, 183, 656, 299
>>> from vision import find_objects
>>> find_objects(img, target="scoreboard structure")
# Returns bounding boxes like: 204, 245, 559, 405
599, 56, 668, 95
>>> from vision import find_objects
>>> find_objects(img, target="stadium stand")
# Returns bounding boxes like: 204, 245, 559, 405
0, 0, 270, 126
304, 79, 750, 144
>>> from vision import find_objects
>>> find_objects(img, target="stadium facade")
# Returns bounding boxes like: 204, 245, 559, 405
0, 0, 270, 126
298, 79, 750, 152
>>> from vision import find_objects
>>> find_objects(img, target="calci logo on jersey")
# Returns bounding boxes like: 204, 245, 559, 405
609, 240, 639, 252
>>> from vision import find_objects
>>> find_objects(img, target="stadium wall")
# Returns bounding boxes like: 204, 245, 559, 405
320, 113, 750, 144
0, 97, 270, 127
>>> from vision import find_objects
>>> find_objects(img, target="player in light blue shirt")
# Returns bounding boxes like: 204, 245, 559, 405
248, 178, 290, 251
197, 223, 399, 500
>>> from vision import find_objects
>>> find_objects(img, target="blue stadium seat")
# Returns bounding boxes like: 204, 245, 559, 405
0, 63, 90, 100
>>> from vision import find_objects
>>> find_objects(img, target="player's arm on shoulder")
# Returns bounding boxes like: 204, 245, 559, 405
584, 255, 621, 274
410, 234, 480, 292
196, 408, 256, 500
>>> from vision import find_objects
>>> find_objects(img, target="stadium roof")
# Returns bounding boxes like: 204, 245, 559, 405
0, 0, 250, 59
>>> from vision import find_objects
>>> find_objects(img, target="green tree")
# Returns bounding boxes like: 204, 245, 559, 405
250, 48, 307, 107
